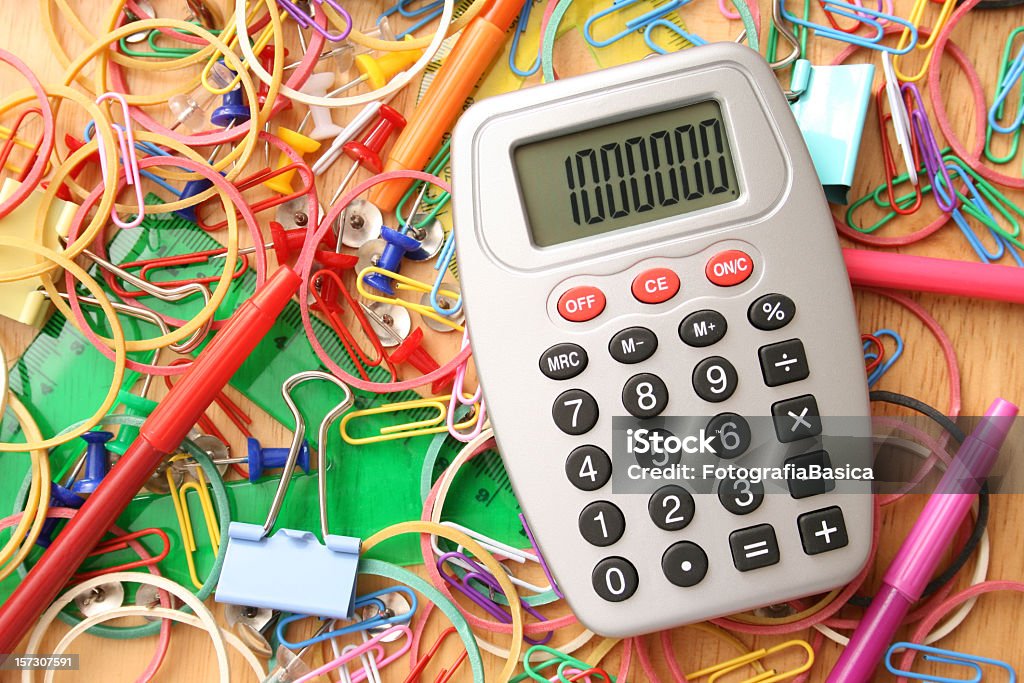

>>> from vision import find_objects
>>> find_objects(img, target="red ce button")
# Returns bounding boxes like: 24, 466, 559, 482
631, 268, 680, 304
557, 286, 606, 322
706, 250, 754, 287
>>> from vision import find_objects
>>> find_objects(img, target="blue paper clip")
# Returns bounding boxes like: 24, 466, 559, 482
934, 158, 1023, 265
275, 586, 418, 648
379, 0, 444, 38
430, 231, 463, 317
886, 642, 1017, 683
83, 121, 181, 198
779, 0, 918, 55
509, 0, 540, 77
584, 0, 691, 48
643, 18, 707, 54
989, 40, 1024, 135
276, 0, 353, 41
865, 328, 902, 387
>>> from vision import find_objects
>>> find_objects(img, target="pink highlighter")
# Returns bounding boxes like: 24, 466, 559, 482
828, 398, 1019, 682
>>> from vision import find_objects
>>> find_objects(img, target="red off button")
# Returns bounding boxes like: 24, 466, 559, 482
631, 268, 680, 304
557, 286, 606, 322
706, 250, 754, 287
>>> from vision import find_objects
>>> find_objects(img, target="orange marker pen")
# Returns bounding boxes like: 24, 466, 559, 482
368, 0, 524, 211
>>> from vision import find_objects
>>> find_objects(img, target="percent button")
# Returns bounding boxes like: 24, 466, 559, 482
748, 293, 796, 331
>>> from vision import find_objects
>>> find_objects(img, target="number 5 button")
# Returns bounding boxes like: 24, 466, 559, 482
552, 389, 598, 435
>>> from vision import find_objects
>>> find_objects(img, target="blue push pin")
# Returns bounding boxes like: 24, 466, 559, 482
246, 437, 310, 482
35, 482, 85, 548
71, 431, 113, 496
363, 226, 424, 295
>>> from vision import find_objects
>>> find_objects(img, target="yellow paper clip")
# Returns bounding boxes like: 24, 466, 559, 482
167, 455, 221, 589
892, 0, 957, 82
690, 640, 814, 683
340, 395, 480, 444
356, 266, 464, 332
201, 3, 281, 94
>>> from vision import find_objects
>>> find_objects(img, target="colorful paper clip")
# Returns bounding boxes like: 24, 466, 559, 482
885, 642, 1017, 683
0, 108, 46, 181
985, 28, 1024, 166
357, 267, 464, 332
902, 83, 956, 213
277, 0, 353, 41
276, 586, 418, 648
331, 631, 412, 683
395, 140, 451, 233
865, 328, 903, 386
644, 18, 707, 54
688, 640, 814, 683
430, 521, 553, 595
876, 83, 922, 215
166, 454, 221, 590
71, 528, 170, 582
429, 231, 462, 318
520, 646, 608, 683
404, 627, 467, 683
292, 625, 412, 683
95, 92, 145, 228
340, 395, 480, 444
584, 0, 691, 48
779, 0, 918, 54
989, 36, 1024, 137
509, 0, 540, 77
447, 329, 486, 442
891, 0, 958, 82
379, 0, 444, 39
106, 250, 250, 297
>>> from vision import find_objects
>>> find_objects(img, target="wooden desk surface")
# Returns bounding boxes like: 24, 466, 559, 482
2, 1, 1023, 680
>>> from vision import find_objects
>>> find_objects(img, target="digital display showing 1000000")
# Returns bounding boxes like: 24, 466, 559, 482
515, 100, 740, 247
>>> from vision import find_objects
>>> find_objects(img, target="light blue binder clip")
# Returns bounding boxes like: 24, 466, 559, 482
788, 58, 875, 205
216, 371, 360, 621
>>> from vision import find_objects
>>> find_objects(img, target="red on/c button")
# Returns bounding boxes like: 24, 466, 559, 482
631, 268, 680, 304
706, 250, 754, 286
558, 286, 606, 322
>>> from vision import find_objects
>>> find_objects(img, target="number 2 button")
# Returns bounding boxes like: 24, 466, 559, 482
622, 373, 669, 418
553, 389, 599, 435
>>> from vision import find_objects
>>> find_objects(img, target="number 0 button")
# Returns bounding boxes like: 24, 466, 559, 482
622, 373, 669, 418
552, 389, 598, 435
692, 357, 738, 402
592, 557, 639, 602
579, 501, 625, 547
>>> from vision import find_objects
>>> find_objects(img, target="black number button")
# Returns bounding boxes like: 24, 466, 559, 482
609, 327, 658, 364
661, 541, 709, 587
592, 557, 639, 602
705, 413, 751, 459
679, 310, 727, 347
552, 389, 598, 435
718, 477, 765, 515
539, 343, 588, 380
749, 293, 796, 331
692, 357, 738, 402
786, 450, 836, 499
759, 339, 810, 387
579, 501, 625, 547
622, 373, 669, 418
633, 427, 682, 468
771, 394, 821, 443
648, 485, 695, 531
565, 445, 612, 491
729, 524, 780, 571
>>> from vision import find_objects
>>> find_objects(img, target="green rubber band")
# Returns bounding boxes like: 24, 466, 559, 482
13, 415, 230, 640
358, 558, 484, 682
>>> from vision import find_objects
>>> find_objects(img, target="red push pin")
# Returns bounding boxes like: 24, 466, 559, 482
218, 221, 334, 265
389, 327, 455, 395
328, 104, 406, 206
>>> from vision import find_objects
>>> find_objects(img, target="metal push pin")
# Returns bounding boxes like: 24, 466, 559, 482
420, 283, 465, 332
361, 301, 411, 348
74, 582, 125, 617
226, 604, 277, 657
334, 198, 383, 248
123, 0, 156, 43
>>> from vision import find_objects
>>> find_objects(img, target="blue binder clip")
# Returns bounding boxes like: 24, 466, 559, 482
886, 642, 1016, 683
216, 371, 359, 621
788, 59, 875, 204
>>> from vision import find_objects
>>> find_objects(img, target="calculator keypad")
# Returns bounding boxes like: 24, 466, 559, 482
758, 339, 810, 387
579, 501, 626, 547
592, 557, 639, 602
785, 450, 836, 499
565, 445, 612, 491
609, 327, 658, 364
679, 310, 728, 347
539, 343, 588, 381
622, 373, 669, 418
748, 293, 796, 330
661, 541, 709, 587
692, 356, 738, 402
718, 477, 765, 515
648, 485, 696, 531
772, 394, 821, 442
797, 506, 849, 555
729, 524, 781, 571
552, 389, 599, 435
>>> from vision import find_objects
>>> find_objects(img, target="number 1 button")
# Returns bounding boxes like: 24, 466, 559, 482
552, 389, 599, 435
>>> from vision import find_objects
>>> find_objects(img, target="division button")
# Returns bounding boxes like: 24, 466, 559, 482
758, 339, 810, 387
771, 394, 821, 443
565, 445, 612, 491
609, 327, 658, 364
706, 249, 754, 287
552, 389, 599, 435
648, 485, 695, 531
579, 501, 626, 547
718, 477, 765, 515
692, 357, 738, 402
798, 506, 849, 555
749, 293, 796, 331
632, 267, 680, 304
557, 285, 606, 323
539, 343, 588, 380
622, 373, 669, 418
785, 450, 836, 499
661, 541, 709, 587
705, 413, 751, 459
592, 557, 639, 602
679, 310, 727, 348
729, 524, 780, 572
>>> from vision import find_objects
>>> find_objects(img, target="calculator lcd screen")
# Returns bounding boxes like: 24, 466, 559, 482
514, 100, 740, 247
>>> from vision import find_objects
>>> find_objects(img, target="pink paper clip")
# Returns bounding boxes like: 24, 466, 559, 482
293, 625, 412, 683
446, 328, 486, 442
95, 92, 145, 229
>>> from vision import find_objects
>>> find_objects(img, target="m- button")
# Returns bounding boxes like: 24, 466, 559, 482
558, 286, 606, 322
539, 343, 589, 380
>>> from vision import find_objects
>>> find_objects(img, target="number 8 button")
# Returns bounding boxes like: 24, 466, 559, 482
622, 373, 669, 418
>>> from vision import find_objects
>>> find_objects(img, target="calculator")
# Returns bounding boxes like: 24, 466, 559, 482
451, 44, 873, 637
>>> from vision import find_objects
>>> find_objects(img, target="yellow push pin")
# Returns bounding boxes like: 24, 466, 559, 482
263, 127, 321, 195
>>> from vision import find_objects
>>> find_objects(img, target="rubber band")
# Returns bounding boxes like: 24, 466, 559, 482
0, 396, 49, 583
0, 50, 55, 220
298, 170, 472, 394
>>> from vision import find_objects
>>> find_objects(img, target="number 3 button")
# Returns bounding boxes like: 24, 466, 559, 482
622, 373, 669, 418
552, 389, 598, 435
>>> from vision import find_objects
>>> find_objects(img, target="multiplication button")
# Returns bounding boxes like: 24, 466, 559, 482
539, 343, 588, 380
661, 542, 709, 587
609, 327, 658, 364
592, 557, 639, 602
552, 389, 598, 435
748, 293, 795, 331
771, 395, 821, 442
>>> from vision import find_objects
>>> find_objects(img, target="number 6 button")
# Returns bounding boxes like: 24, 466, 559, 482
552, 389, 598, 435
622, 373, 669, 418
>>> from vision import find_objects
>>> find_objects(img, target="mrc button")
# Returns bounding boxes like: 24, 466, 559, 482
631, 267, 680, 304
539, 343, 588, 380
557, 286, 606, 322
706, 249, 754, 287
